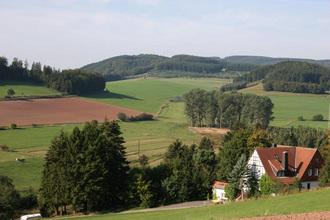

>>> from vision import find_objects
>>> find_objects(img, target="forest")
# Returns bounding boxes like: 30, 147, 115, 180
82, 54, 257, 80
232, 61, 330, 94
183, 89, 274, 129
0, 56, 105, 95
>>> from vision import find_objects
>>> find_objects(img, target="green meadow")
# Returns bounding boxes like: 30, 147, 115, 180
0, 81, 61, 98
242, 83, 330, 129
85, 77, 228, 113
55, 188, 330, 220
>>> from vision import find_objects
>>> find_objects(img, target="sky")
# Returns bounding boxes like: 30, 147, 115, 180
0, 0, 330, 69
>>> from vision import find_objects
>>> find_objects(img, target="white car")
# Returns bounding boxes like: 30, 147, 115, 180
20, 214, 42, 220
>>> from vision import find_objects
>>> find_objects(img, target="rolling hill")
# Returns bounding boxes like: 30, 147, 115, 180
234, 61, 330, 94
224, 55, 330, 68
81, 54, 256, 79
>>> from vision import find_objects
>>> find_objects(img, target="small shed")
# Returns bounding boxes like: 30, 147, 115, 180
212, 180, 228, 203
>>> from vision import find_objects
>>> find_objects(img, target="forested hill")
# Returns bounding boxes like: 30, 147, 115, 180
81, 54, 257, 79
223, 55, 330, 68
234, 61, 330, 94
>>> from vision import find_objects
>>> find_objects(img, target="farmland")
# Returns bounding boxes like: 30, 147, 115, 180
0, 97, 142, 126
241, 83, 329, 129
1, 77, 329, 191
0, 81, 61, 98
0, 78, 228, 190
55, 188, 330, 220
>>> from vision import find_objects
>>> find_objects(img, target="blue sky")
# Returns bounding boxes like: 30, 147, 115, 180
0, 0, 329, 68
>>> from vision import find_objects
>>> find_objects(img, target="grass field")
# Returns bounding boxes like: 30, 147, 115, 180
0, 78, 227, 190
241, 83, 330, 129
55, 188, 330, 220
0, 81, 61, 98
85, 78, 229, 113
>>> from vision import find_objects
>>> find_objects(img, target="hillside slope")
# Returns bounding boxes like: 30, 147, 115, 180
81, 54, 256, 79
234, 61, 330, 94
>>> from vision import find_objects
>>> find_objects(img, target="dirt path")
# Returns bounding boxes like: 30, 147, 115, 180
241, 211, 330, 220
120, 200, 212, 214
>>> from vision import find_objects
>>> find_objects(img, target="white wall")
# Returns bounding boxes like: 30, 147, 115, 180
301, 181, 320, 189
247, 150, 265, 180
213, 188, 226, 201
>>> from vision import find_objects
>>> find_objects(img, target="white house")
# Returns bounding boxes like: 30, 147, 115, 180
247, 145, 324, 189
212, 180, 228, 203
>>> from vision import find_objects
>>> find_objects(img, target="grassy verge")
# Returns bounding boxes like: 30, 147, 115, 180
55, 188, 330, 220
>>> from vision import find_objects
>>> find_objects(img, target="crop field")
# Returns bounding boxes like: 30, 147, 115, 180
0, 81, 61, 98
0, 97, 142, 126
55, 188, 330, 220
241, 83, 329, 129
0, 78, 227, 190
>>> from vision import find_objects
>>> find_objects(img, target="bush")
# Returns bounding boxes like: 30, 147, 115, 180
259, 175, 280, 195
0, 144, 9, 151
224, 183, 239, 201
297, 116, 304, 121
18, 189, 38, 210
130, 113, 154, 121
312, 114, 324, 121
10, 123, 17, 129
118, 112, 154, 122
7, 88, 15, 97
117, 112, 128, 122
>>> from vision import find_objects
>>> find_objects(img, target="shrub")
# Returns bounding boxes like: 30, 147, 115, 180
297, 116, 304, 121
130, 113, 154, 121
312, 114, 324, 121
259, 175, 280, 195
10, 123, 17, 129
224, 183, 239, 201
117, 112, 128, 122
0, 144, 9, 151
32, 124, 38, 128
7, 88, 15, 97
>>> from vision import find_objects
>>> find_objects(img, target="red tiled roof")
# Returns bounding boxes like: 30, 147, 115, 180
256, 145, 318, 185
213, 181, 228, 189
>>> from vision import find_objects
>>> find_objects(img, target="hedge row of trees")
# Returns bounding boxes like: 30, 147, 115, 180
183, 89, 273, 129
263, 81, 325, 94
0, 56, 105, 95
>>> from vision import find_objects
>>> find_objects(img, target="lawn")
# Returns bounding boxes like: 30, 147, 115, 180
241, 83, 330, 129
55, 188, 330, 220
85, 77, 230, 113
0, 78, 226, 190
0, 81, 61, 98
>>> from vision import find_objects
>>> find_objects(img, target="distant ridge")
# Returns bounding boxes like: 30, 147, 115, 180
82, 54, 330, 80
223, 55, 330, 67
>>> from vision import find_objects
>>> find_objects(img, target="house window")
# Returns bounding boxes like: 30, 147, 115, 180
314, 168, 319, 176
308, 168, 313, 176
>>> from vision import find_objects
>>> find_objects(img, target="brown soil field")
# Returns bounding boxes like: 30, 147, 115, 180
0, 97, 143, 126
241, 211, 330, 220
190, 127, 231, 135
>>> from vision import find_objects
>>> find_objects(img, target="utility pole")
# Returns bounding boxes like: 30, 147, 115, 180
328, 103, 330, 129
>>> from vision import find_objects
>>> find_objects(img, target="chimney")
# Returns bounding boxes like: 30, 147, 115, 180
282, 151, 289, 174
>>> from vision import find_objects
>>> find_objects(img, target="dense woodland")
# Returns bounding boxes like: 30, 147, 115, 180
232, 61, 330, 94
82, 54, 257, 80
183, 89, 273, 129
0, 56, 105, 95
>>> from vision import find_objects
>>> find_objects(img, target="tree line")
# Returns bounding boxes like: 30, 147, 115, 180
0, 56, 105, 95
183, 89, 273, 129
232, 61, 330, 94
